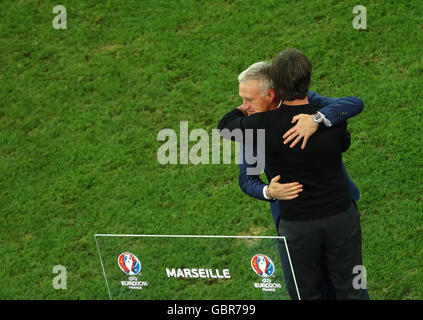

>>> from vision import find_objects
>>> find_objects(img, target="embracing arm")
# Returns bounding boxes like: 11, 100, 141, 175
238, 150, 303, 202
217, 107, 263, 133
217, 108, 245, 134
219, 109, 302, 200
283, 90, 364, 149
309, 91, 364, 126
239, 159, 269, 201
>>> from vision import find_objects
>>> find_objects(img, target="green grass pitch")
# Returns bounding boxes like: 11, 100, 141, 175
0, 0, 422, 299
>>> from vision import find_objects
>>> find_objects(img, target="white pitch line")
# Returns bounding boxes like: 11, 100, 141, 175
94, 234, 286, 239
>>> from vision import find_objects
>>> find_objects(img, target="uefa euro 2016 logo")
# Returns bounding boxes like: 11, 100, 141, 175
251, 254, 274, 278
118, 252, 141, 275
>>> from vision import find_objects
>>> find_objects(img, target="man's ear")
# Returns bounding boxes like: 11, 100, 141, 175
266, 88, 276, 103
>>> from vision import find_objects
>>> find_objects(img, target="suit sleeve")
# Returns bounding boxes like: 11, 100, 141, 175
308, 90, 364, 126
217, 108, 264, 141
218, 109, 271, 201
238, 144, 273, 202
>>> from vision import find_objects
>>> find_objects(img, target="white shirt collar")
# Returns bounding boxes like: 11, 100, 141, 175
276, 100, 283, 109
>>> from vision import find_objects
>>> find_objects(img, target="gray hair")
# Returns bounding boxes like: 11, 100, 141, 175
238, 61, 274, 95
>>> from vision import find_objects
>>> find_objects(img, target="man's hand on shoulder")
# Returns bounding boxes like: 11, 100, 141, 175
282, 114, 318, 149
268, 175, 303, 200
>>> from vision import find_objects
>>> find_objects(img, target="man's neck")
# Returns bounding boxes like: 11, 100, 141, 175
283, 97, 309, 106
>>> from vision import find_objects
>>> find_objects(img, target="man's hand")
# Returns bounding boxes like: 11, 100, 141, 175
282, 114, 318, 149
268, 175, 303, 200
237, 104, 248, 116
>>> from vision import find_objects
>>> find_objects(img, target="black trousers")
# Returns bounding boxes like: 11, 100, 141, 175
277, 202, 367, 300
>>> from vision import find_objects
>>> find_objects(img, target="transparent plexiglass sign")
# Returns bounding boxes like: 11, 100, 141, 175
94, 234, 300, 300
